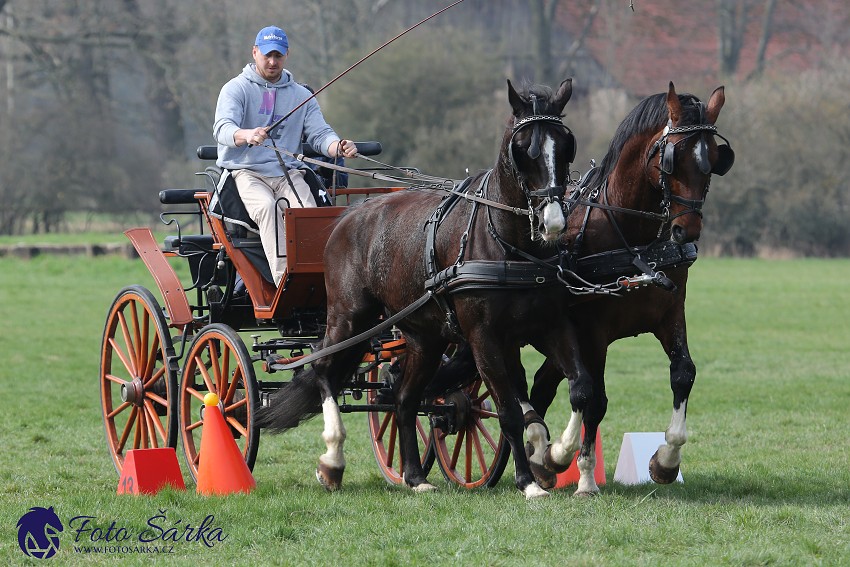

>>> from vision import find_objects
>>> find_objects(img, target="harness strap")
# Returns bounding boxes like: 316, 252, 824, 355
429, 260, 559, 292
424, 174, 489, 336
271, 291, 434, 371
574, 241, 697, 284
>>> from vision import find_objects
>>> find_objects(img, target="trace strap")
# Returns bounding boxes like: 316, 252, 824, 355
271, 291, 434, 371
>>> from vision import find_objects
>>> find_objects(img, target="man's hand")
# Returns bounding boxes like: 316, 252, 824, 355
236, 127, 269, 147
334, 139, 359, 158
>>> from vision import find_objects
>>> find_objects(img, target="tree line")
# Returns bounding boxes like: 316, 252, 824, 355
0, 0, 848, 256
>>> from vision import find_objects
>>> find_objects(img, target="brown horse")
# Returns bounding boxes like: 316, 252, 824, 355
259, 79, 592, 498
525, 83, 734, 495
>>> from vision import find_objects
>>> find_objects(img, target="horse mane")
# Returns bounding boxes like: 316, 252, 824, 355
582, 92, 705, 190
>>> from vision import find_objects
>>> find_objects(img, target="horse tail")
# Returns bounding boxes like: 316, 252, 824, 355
257, 367, 324, 432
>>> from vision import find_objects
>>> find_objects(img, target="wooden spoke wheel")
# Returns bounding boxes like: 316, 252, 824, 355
432, 377, 510, 488
366, 361, 434, 486
179, 324, 259, 482
100, 285, 178, 474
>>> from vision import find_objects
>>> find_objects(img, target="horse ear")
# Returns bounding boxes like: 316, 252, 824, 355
666, 81, 682, 124
507, 79, 524, 117
553, 78, 573, 114
705, 86, 726, 125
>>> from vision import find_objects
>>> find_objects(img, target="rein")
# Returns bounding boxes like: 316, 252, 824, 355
266, 143, 545, 217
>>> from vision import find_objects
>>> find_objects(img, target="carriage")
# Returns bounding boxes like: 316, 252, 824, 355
100, 80, 733, 498
98, 141, 509, 490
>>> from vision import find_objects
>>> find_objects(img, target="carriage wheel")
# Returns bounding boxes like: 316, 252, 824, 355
366, 362, 434, 486
179, 324, 259, 482
100, 285, 178, 474
431, 377, 510, 488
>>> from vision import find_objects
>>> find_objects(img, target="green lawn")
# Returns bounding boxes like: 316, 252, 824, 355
1, 254, 848, 565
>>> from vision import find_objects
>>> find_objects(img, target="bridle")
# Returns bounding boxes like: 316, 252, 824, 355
646, 120, 734, 223
507, 94, 576, 214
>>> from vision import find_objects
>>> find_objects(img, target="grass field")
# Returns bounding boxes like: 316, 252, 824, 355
1, 253, 848, 566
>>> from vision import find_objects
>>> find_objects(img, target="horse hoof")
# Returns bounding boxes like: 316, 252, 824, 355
529, 460, 558, 490
523, 482, 551, 500
648, 453, 679, 484
411, 482, 437, 493
573, 487, 600, 498
525, 442, 557, 489
316, 462, 345, 492
542, 445, 572, 475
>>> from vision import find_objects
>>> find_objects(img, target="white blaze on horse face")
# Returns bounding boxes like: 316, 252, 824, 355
539, 135, 565, 238
319, 397, 347, 469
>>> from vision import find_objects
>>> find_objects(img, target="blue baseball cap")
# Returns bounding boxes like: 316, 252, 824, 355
255, 26, 289, 55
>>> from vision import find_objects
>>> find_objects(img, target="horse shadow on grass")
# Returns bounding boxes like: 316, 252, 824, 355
599, 470, 850, 507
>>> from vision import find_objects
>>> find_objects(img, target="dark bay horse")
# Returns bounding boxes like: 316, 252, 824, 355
527, 83, 734, 495
260, 79, 591, 498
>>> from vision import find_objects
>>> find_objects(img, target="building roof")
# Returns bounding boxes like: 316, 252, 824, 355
555, 0, 850, 96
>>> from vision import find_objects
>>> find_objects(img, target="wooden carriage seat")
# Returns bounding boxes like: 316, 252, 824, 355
197, 142, 382, 318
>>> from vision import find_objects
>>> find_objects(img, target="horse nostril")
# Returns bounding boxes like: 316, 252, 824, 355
671, 225, 686, 244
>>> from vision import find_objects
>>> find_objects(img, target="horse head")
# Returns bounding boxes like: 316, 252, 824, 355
650, 82, 735, 244
505, 78, 577, 243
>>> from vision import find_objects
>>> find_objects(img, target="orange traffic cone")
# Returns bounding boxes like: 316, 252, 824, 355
196, 392, 256, 495
555, 426, 606, 489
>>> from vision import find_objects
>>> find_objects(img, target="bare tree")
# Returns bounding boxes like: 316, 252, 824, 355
717, 0, 778, 79
122, 0, 186, 157
530, 0, 557, 83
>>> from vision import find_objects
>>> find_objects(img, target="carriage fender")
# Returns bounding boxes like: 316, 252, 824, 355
124, 227, 193, 328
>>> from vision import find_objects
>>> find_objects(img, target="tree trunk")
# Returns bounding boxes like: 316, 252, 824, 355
530, 0, 562, 84
751, 0, 777, 78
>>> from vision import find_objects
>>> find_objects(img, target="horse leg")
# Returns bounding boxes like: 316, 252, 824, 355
649, 318, 695, 484
431, 343, 557, 489
471, 340, 548, 499
312, 300, 381, 491
540, 328, 595, 480
394, 340, 443, 492
521, 401, 556, 489
560, 335, 607, 496
316, 389, 347, 491
529, 357, 564, 419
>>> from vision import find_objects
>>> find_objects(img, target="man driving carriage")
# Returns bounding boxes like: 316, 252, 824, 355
213, 25, 358, 287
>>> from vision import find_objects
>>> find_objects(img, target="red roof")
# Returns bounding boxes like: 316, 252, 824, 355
556, 0, 850, 95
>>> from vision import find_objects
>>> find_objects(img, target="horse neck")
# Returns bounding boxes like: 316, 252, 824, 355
477, 150, 539, 253
493, 149, 528, 208
596, 134, 665, 247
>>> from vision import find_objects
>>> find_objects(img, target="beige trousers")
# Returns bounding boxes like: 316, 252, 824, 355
232, 169, 316, 286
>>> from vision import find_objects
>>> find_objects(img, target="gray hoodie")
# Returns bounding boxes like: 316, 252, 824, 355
213, 64, 340, 176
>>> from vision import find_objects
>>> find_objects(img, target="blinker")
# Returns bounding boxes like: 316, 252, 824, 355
661, 143, 675, 174
712, 144, 735, 176
695, 139, 711, 175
